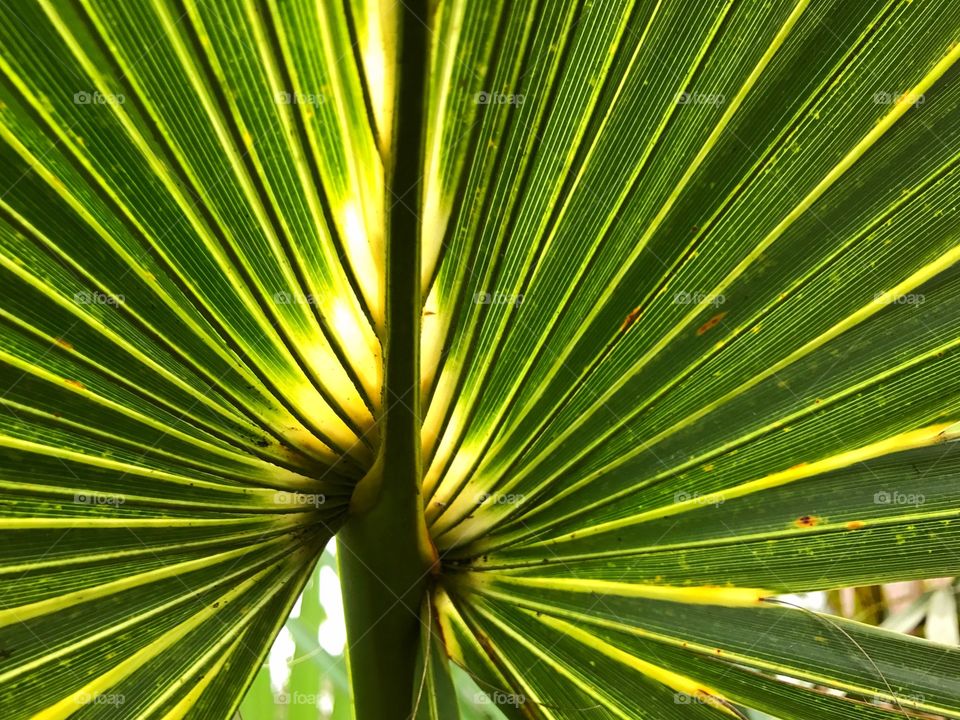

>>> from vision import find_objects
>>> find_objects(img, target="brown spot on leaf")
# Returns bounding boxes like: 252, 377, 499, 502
795, 515, 819, 528
65, 379, 85, 390
696, 312, 727, 336
54, 338, 74, 351
620, 306, 642, 332
846, 521, 864, 530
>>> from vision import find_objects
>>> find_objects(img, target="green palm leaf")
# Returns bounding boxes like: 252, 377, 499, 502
2, 0, 960, 718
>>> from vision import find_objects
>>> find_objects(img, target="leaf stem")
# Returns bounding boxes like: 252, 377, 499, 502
338, 1, 434, 718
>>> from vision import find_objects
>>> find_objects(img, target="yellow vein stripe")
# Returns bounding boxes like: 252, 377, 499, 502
471, 339, 960, 554
532, 610, 742, 718
0, 479, 334, 515
0, 351, 254, 463
0, 523, 310, 576
467, 585, 960, 719
135, 0, 313, 314
457, 605, 557, 720
158, 634, 240, 720
0, 537, 291, 627
0, 437, 321, 498
470, 601, 632, 720
141, 617, 253, 718
0, 541, 295, 685
433, 587, 467, 664
0, 515, 305, 529
498, 161, 960, 523
432, 587, 515, 694
351, 0, 396, 161
534, 421, 958, 545
0, 120, 226, 375
0, 403, 331, 492
484, 507, 960, 567
0, 398, 260, 482
45, 0, 360, 436
465, 574, 772, 607
535, 3, 933, 467
560, 336, 960, 525
654, 241, 960, 455
28, 556, 295, 720
307, 0, 385, 329
0, 412, 327, 494
420, 0, 467, 294
471, 29, 960, 512
489, 4, 946, 494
